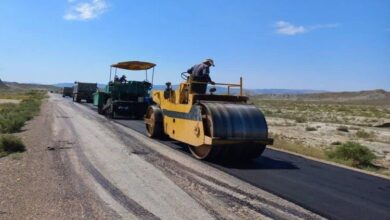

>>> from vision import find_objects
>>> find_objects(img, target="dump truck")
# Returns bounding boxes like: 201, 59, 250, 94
144, 72, 273, 161
73, 82, 97, 103
93, 61, 155, 119
62, 87, 73, 97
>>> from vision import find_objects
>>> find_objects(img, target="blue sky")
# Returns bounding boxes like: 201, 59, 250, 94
0, 0, 389, 91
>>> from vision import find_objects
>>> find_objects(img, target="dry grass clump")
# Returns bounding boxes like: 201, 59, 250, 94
271, 134, 327, 160
295, 117, 307, 123
337, 126, 349, 132
0, 134, 25, 157
0, 91, 45, 157
305, 126, 317, 131
0, 91, 45, 133
327, 142, 377, 168
355, 129, 375, 139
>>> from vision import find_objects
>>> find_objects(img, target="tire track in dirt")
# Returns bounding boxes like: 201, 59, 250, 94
55, 104, 160, 220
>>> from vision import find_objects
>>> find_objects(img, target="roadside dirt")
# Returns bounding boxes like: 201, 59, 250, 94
0, 99, 21, 104
0, 100, 119, 220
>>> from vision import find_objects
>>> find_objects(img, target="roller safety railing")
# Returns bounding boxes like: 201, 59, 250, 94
185, 77, 244, 96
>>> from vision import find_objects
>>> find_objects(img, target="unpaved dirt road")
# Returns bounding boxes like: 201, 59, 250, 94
0, 94, 323, 220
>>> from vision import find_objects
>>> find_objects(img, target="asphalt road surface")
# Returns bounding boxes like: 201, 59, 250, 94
83, 102, 390, 220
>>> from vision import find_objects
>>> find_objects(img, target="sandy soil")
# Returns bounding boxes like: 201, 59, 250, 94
268, 117, 390, 168
0, 94, 323, 219
0, 99, 21, 104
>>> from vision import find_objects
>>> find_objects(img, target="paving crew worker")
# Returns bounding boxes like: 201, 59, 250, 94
187, 59, 216, 94
119, 75, 127, 84
114, 75, 120, 83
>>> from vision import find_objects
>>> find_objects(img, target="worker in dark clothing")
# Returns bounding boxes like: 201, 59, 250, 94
187, 59, 215, 94
114, 75, 120, 83
119, 75, 127, 84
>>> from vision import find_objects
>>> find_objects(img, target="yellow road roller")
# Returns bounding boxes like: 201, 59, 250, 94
144, 73, 273, 161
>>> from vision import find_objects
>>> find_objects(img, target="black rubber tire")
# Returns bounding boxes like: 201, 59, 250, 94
97, 106, 104, 115
145, 106, 164, 138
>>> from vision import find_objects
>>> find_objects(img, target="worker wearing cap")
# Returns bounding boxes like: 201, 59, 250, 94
119, 75, 127, 84
187, 59, 216, 94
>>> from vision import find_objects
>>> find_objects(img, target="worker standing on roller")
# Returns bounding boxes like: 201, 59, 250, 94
119, 75, 127, 84
187, 59, 216, 94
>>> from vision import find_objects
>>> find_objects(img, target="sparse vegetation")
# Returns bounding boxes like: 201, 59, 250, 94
327, 142, 377, 168
295, 117, 307, 123
254, 97, 390, 126
0, 90, 46, 157
271, 134, 327, 160
305, 126, 317, 131
337, 126, 349, 132
355, 129, 375, 139
0, 134, 25, 157
0, 91, 46, 133
256, 92, 390, 176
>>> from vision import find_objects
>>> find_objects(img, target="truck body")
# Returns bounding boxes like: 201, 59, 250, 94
94, 81, 152, 118
93, 61, 156, 119
62, 87, 73, 97
73, 82, 97, 103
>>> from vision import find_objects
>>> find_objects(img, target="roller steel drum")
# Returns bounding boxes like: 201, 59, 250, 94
190, 102, 269, 161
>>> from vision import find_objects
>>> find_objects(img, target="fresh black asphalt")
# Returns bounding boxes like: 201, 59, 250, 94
82, 102, 390, 220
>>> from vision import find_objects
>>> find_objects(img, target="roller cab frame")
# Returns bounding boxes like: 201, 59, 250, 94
94, 61, 155, 119
145, 74, 273, 161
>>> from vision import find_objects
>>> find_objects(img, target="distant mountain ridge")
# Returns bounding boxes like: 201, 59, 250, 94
3, 81, 57, 91
254, 89, 390, 107
0, 79, 9, 90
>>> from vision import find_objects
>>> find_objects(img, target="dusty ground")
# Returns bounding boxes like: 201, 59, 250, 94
253, 96, 390, 170
0, 99, 119, 219
0, 99, 21, 104
0, 94, 323, 219
268, 118, 390, 165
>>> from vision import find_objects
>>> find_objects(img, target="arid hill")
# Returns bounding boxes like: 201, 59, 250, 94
0, 79, 9, 90
253, 89, 390, 107
2, 81, 58, 91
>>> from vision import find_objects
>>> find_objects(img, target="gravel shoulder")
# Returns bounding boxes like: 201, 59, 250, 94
0, 99, 119, 220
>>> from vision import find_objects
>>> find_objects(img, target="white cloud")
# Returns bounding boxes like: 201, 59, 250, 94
64, 0, 108, 21
275, 21, 339, 36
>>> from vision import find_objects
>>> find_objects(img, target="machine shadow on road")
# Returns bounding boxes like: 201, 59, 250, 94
210, 156, 299, 170
169, 142, 298, 170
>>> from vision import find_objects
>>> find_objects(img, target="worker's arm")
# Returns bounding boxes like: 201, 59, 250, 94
203, 68, 215, 85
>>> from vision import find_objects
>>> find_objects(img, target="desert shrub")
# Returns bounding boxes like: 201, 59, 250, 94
295, 116, 307, 123
0, 91, 45, 133
327, 142, 376, 167
337, 126, 349, 132
355, 130, 374, 139
305, 126, 317, 131
262, 110, 273, 116
0, 134, 25, 154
